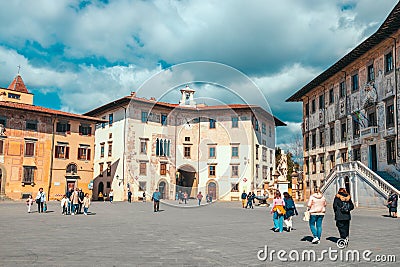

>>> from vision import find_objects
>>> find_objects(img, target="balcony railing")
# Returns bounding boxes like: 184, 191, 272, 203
360, 126, 378, 139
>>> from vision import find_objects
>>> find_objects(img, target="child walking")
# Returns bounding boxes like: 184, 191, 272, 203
83, 193, 91, 215
26, 195, 34, 213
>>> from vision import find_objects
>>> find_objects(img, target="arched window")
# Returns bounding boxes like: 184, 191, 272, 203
98, 182, 104, 194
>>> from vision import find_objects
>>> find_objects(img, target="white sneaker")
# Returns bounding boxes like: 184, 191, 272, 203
311, 237, 319, 244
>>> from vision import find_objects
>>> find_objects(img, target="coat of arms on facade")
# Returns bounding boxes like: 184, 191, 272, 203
339, 99, 346, 116
362, 82, 377, 108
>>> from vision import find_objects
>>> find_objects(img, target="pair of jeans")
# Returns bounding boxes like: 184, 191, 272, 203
309, 215, 324, 239
246, 200, 253, 208
72, 204, 79, 214
84, 207, 88, 214
273, 212, 284, 232
198, 199, 201, 206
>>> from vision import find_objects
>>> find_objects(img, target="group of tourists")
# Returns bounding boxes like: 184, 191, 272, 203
60, 188, 91, 215
98, 189, 114, 202
176, 190, 189, 204
241, 191, 256, 209
173, 190, 211, 205
270, 187, 356, 246
270, 191, 298, 233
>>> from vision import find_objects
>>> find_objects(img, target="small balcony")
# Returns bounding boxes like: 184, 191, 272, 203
360, 126, 378, 139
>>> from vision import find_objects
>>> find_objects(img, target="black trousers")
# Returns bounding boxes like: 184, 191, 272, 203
37, 202, 43, 213
153, 201, 160, 212
336, 220, 350, 239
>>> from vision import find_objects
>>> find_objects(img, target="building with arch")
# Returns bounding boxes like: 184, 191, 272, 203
0, 74, 102, 200
86, 87, 285, 201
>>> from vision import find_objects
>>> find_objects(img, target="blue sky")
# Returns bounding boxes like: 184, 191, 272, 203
0, 0, 398, 149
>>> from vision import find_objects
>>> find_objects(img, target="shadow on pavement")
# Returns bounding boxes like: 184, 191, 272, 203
326, 236, 340, 243
300, 236, 313, 242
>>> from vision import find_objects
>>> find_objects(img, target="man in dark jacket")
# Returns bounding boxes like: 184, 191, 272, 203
333, 188, 354, 242
241, 191, 247, 208
78, 188, 85, 214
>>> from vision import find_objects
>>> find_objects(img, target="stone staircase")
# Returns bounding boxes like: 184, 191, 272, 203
376, 171, 400, 191
321, 161, 400, 199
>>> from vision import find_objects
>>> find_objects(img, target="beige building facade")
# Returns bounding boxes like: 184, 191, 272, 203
86, 87, 285, 201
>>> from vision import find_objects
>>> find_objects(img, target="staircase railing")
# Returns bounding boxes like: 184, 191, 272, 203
320, 161, 400, 197
356, 161, 399, 196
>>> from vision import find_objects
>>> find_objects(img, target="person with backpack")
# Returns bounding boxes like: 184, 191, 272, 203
333, 188, 354, 244
241, 190, 247, 208
387, 191, 398, 218
283, 192, 298, 232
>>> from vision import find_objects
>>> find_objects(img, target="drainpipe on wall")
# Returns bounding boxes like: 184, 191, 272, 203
303, 95, 311, 199
47, 116, 56, 201
388, 37, 399, 159
388, 36, 400, 218
320, 85, 327, 184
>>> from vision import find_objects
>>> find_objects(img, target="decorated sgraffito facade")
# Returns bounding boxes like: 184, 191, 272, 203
287, 2, 400, 213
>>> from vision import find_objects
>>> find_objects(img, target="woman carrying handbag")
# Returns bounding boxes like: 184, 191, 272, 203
307, 188, 327, 244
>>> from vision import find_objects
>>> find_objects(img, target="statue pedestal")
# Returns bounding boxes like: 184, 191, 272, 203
276, 181, 290, 194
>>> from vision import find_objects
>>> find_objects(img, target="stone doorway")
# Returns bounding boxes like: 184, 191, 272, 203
207, 181, 217, 200
158, 181, 167, 199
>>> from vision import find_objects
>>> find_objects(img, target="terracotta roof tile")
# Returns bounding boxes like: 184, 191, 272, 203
7, 75, 29, 93
0, 101, 103, 122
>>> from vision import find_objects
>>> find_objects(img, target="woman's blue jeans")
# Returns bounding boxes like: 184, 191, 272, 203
273, 212, 284, 232
309, 215, 324, 239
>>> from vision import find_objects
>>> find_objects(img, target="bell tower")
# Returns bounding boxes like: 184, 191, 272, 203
179, 85, 196, 107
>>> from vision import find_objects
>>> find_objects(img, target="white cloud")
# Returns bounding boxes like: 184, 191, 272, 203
0, 46, 160, 113
0, 0, 398, 145
0, 0, 397, 73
